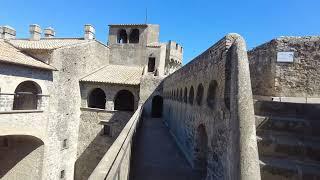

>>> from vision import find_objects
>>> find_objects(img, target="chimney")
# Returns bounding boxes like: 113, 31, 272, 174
0, 25, 16, 39
44, 27, 55, 38
29, 24, 42, 40
84, 24, 95, 40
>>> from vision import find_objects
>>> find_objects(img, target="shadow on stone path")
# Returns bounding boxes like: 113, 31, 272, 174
130, 117, 201, 180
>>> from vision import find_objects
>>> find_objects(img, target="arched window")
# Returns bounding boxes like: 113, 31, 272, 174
13, 81, 41, 110
189, 86, 194, 105
184, 87, 188, 103
196, 83, 204, 106
114, 90, 134, 111
129, 29, 139, 43
117, 29, 128, 44
207, 80, 218, 108
194, 124, 208, 177
88, 88, 106, 109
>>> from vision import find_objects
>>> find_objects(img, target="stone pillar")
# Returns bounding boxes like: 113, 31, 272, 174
29, 24, 42, 40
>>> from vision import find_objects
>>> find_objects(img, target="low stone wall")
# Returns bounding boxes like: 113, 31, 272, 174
161, 34, 260, 180
88, 106, 142, 180
249, 36, 320, 97
76, 108, 133, 180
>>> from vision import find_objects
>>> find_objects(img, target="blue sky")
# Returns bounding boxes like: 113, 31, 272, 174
1, 0, 319, 64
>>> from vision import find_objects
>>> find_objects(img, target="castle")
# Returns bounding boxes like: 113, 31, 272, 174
0, 23, 320, 180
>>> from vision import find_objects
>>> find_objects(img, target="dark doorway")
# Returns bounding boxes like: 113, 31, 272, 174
13, 81, 41, 110
152, 95, 163, 118
88, 88, 106, 109
114, 90, 134, 111
148, 57, 156, 72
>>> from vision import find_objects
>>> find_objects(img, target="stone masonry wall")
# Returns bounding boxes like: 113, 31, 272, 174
75, 109, 132, 180
160, 34, 260, 180
249, 36, 320, 97
42, 41, 109, 180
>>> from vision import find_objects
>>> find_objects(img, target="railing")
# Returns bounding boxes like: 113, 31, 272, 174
89, 105, 143, 180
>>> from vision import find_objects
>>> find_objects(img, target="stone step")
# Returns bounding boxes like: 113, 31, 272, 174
260, 156, 320, 180
255, 115, 320, 136
257, 132, 320, 162
254, 100, 320, 120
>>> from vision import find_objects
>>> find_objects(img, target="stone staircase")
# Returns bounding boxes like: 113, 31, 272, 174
254, 100, 320, 180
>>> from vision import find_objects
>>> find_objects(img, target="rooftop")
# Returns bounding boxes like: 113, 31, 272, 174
80, 64, 143, 85
0, 40, 56, 70
7, 38, 90, 50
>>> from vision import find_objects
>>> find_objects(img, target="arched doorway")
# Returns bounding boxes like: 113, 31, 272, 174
152, 95, 163, 118
114, 90, 134, 111
194, 124, 208, 178
88, 88, 106, 109
0, 135, 44, 179
13, 81, 42, 110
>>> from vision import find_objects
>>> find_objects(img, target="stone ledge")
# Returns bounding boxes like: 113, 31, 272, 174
0, 110, 43, 114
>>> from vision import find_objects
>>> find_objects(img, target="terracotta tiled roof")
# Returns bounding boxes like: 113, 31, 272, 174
0, 40, 56, 70
108, 24, 148, 27
8, 38, 89, 50
80, 65, 143, 85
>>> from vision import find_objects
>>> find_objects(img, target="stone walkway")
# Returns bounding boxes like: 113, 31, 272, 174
130, 117, 201, 180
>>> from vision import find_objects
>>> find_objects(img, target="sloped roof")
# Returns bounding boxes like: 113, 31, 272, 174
0, 40, 56, 70
108, 24, 148, 27
80, 65, 143, 85
8, 38, 89, 50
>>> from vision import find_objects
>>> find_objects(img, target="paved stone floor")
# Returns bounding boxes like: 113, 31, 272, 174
130, 117, 202, 180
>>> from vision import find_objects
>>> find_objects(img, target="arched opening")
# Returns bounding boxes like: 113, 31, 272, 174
117, 29, 128, 44
114, 90, 134, 111
184, 87, 188, 103
152, 95, 163, 118
207, 80, 218, 108
179, 89, 183, 102
194, 124, 208, 178
196, 83, 204, 106
189, 86, 194, 105
13, 81, 41, 110
88, 88, 106, 109
0, 135, 44, 179
129, 29, 139, 43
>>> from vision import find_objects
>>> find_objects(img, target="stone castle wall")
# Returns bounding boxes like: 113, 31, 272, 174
249, 36, 320, 97
160, 34, 260, 180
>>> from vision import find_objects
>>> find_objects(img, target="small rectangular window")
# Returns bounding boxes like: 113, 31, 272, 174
62, 139, 68, 149
148, 57, 155, 72
60, 170, 65, 179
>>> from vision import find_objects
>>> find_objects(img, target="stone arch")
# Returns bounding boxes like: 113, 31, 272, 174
152, 95, 163, 118
179, 88, 183, 102
129, 29, 139, 43
189, 86, 194, 105
194, 124, 208, 178
0, 135, 44, 179
207, 80, 218, 108
13, 81, 42, 110
88, 88, 106, 109
117, 29, 128, 43
114, 90, 134, 111
196, 83, 204, 105
184, 87, 188, 103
